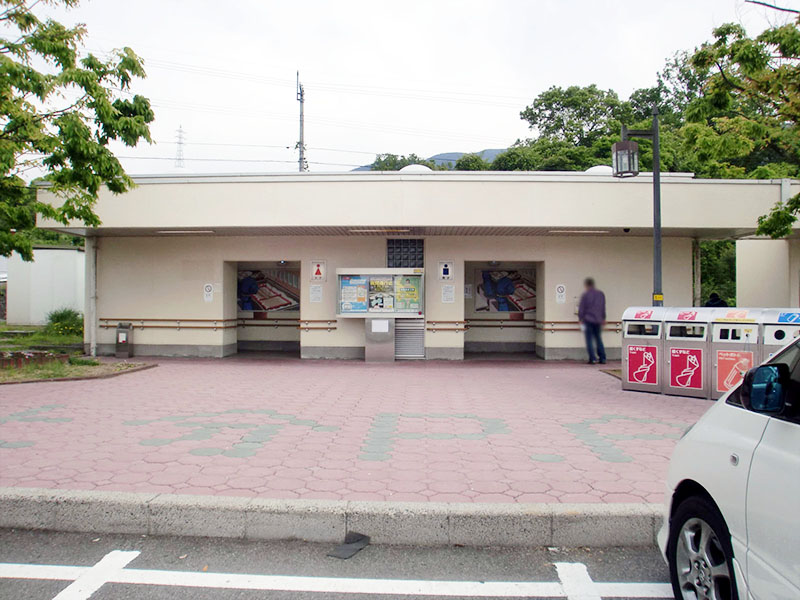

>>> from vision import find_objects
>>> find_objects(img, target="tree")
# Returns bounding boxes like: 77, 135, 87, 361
519, 84, 631, 147
685, 16, 800, 237
370, 153, 445, 171
1, 0, 154, 260
491, 138, 606, 172
454, 153, 489, 171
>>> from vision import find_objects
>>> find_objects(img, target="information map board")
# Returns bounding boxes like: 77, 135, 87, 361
338, 272, 423, 316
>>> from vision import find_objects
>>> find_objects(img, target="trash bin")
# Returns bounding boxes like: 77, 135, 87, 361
760, 308, 800, 362
621, 307, 666, 393
710, 308, 762, 400
663, 308, 714, 399
115, 322, 133, 358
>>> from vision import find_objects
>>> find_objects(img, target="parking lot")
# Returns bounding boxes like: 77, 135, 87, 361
0, 357, 710, 504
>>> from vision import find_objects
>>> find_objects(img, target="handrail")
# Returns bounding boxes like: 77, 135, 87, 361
100, 317, 238, 323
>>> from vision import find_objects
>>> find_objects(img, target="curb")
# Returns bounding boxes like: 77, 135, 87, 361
0, 488, 664, 547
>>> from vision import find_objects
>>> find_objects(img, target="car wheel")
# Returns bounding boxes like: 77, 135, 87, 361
667, 496, 739, 600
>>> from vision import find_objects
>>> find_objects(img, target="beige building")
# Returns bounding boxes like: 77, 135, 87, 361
38, 169, 799, 360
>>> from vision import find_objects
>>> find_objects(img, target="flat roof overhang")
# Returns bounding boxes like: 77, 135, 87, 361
37, 171, 800, 240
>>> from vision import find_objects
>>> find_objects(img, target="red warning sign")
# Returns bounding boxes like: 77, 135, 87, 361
670, 348, 703, 390
627, 345, 658, 385
716, 350, 754, 393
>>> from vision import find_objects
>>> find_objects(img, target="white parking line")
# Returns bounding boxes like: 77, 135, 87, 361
555, 562, 601, 600
51, 550, 139, 600
0, 554, 673, 598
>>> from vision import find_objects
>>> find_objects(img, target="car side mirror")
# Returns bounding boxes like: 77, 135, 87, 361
740, 364, 790, 414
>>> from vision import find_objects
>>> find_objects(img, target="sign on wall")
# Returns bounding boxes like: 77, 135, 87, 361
309, 284, 323, 303
716, 350, 753, 393
627, 345, 658, 385
670, 348, 703, 390
555, 284, 566, 304
238, 269, 300, 312
441, 284, 455, 304
310, 260, 326, 282
474, 269, 536, 312
438, 260, 454, 281
203, 283, 214, 303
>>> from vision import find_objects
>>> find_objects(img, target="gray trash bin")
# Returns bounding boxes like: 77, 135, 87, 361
663, 308, 714, 399
115, 322, 133, 358
760, 309, 800, 362
621, 307, 666, 393
710, 308, 762, 400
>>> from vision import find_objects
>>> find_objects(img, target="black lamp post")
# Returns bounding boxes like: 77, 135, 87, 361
612, 106, 663, 307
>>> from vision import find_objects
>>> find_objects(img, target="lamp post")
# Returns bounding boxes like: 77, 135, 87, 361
612, 106, 663, 307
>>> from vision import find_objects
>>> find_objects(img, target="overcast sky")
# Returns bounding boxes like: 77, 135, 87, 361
43, 0, 799, 174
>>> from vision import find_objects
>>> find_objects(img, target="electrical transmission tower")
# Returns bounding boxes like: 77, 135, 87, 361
175, 125, 186, 168
296, 72, 308, 172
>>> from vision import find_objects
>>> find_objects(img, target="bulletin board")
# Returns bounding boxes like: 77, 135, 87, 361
337, 269, 424, 317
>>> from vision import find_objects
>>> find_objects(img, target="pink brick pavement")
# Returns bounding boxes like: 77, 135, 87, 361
0, 357, 711, 503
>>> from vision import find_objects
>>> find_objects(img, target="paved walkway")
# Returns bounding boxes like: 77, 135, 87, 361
0, 357, 710, 503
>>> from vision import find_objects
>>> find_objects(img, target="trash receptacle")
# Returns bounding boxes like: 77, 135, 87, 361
621, 307, 666, 393
663, 308, 714, 399
115, 322, 133, 358
710, 308, 762, 400
760, 309, 800, 362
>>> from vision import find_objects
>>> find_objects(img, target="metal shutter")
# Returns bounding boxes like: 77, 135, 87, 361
395, 318, 425, 359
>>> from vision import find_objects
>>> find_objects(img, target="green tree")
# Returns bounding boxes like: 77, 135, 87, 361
1, 0, 154, 260
520, 84, 631, 147
370, 153, 445, 171
454, 153, 489, 170
685, 16, 800, 237
699, 240, 736, 306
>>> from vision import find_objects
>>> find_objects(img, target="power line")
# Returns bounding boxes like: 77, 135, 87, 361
116, 155, 363, 167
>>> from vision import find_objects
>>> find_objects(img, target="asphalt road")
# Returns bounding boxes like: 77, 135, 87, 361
0, 529, 673, 599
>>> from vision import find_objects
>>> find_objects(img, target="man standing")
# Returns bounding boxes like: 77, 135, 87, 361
578, 277, 606, 364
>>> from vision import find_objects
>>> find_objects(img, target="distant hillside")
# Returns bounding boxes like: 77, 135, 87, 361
428, 149, 506, 167
353, 148, 507, 171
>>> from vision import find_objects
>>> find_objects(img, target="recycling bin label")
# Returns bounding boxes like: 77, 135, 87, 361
716, 350, 754, 393
627, 345, 658, 385
670, 348, 703, 390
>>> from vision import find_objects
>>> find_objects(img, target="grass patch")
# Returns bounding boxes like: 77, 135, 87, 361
0, 325, 82, 352
68, 356, 100, 366
0, 361, 146, 383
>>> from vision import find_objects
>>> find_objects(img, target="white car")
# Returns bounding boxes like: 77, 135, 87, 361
658, 338, 799, 600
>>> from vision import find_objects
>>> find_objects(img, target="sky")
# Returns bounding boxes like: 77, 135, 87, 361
38, 0, 800, 174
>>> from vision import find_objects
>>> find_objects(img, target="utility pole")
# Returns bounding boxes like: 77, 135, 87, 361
296, 72, 307, 172
175, 125, 185, 168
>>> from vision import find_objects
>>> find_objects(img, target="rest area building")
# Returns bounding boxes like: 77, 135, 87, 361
38, 168, 800, 361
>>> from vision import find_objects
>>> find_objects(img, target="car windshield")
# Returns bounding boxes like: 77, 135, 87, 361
768, 338, 800, 372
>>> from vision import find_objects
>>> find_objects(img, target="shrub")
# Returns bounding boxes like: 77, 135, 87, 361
45, 308, 83, 337
68, 356, 99, 366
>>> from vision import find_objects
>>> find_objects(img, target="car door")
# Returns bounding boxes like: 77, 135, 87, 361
745, 345, 800, 600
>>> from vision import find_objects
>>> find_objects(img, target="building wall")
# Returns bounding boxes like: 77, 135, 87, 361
736, 239, 799, 307
88, 234, 691, 360
7, 248, 85, 325
424, 236, 692, 360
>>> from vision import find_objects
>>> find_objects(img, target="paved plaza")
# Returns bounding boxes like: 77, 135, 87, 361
0, 357, 710, 504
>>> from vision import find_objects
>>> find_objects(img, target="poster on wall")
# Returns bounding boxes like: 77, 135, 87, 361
474, 270, 536, 312
394, 275, 421, 312
369, 276, 395, 312
238, 269, 300, 312
340, 276, 368, 313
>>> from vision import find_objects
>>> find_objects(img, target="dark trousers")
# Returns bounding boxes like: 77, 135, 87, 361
584, 322, 606, 363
